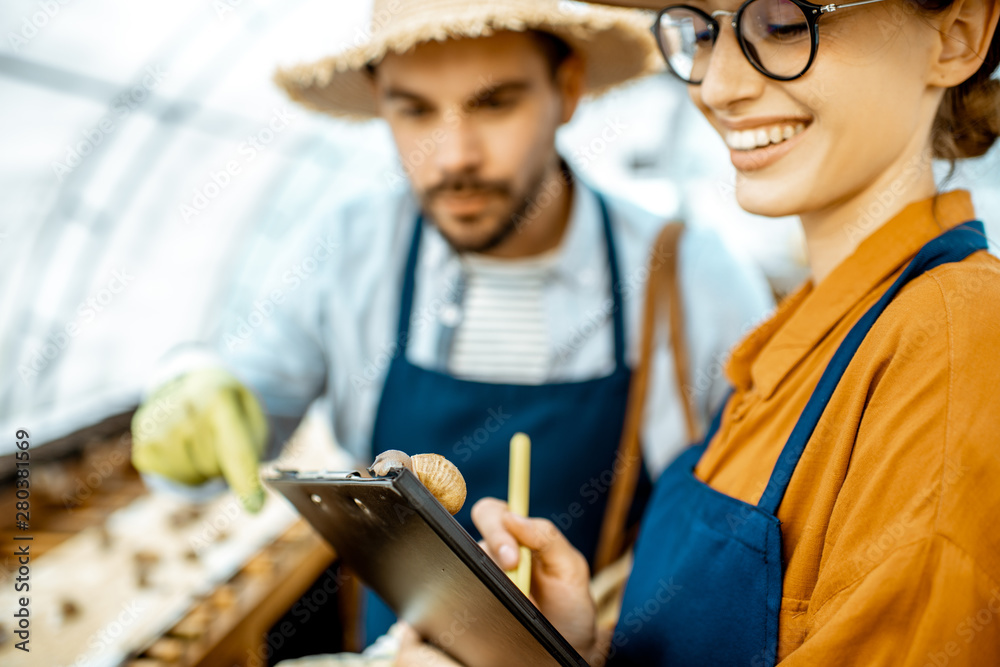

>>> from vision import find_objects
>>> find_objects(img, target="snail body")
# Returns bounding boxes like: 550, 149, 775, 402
369, 449, 411, 477
369, 450, 467, 515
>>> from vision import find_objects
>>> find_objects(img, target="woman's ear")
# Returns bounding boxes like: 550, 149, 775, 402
930, 0, 1000, 87
555, 53, 586, 125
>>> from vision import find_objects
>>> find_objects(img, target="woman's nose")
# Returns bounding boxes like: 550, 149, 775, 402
697, 23, 766, 112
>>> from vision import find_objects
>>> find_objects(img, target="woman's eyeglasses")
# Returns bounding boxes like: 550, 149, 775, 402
652, 0, 887, 83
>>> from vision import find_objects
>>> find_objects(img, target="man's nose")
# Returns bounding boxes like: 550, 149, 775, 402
434, 117, 484, 174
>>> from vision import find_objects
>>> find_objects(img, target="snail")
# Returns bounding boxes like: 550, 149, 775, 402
133, 550, 160, 589
58, 598, 81, 626
369, 450, 467, 515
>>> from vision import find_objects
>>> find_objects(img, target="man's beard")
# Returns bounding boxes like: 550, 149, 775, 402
421, 162, 552, 254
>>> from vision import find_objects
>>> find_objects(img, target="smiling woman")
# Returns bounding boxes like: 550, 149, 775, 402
423, 1, 1000, 666
669, 0, 997, 278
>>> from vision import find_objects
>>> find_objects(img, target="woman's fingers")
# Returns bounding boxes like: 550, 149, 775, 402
395, 623, 463, 666
469, 500, 598, 658
472, 497, 590, 585
501, 513, 590, 583
471, 497, 520, 569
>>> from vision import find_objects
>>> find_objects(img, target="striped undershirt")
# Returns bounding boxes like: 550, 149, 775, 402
448, 249, 559, 385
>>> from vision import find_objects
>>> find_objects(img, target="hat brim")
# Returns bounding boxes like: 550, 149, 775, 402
575, 0, 666, 8
275, 4, 661, 120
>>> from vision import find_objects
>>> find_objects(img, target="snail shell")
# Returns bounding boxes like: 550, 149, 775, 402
410, 454, 467, 516
369, 450, 467, 515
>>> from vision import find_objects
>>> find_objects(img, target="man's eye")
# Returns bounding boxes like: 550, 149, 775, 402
482, 97, 514, 110
400, 106, 430, 118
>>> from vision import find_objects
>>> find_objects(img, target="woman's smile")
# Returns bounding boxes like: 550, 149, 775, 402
724, 121, 808, 151
717, 117, 812, 172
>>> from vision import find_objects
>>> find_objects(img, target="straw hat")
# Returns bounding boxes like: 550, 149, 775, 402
576, 0, 664, 7
275, 0, 661, 119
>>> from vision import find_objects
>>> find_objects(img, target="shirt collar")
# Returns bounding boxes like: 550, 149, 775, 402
552, 174, 607, 289
726, 190, 977, 398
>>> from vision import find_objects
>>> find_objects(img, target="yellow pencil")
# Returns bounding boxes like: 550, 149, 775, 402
506, 432, 532, 595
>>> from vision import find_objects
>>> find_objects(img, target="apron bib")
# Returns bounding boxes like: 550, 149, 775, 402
365, 193, 642, 643
610, 221, 987, 666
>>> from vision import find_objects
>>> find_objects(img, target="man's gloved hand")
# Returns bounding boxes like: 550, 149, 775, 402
131, 367, 269, 512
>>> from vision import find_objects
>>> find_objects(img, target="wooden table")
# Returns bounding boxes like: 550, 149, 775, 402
0, 417, 350, 667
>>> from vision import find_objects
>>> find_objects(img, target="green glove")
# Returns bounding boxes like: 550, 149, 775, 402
131, 367, 269, 512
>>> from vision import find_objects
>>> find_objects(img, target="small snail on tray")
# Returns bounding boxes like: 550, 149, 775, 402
369, 450, 468, 515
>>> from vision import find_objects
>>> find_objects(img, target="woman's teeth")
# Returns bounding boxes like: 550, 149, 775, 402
725, 123, 806, 151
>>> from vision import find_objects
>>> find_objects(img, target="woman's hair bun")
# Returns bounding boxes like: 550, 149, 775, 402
933, 76, 1000, 161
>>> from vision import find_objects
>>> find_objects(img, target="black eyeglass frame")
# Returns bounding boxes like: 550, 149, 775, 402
651, 0, 887, 84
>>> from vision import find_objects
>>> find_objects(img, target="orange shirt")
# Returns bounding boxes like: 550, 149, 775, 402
694, 191, 1000, 664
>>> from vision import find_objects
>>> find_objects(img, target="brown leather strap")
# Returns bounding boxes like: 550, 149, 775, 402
594, 221, 699, 572
665, 230, 700, 444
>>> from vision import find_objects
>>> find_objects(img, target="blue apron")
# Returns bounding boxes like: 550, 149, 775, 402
609, 221, 987, 666
365, 193, 642, 643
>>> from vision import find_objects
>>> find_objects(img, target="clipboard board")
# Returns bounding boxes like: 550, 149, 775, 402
265, 469, 588, 667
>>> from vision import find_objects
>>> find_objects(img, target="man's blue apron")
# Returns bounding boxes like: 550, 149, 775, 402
365, 193, 642, 643
609, 221, 987, 666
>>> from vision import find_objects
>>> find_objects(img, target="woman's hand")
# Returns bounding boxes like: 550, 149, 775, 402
395, 623, 462, 666
395, 499, 609, 665
471, 497, 602, 661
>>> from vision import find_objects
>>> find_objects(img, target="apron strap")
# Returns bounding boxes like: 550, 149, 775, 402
664, 226, 701, 443
596, 194, 628, 371
757, 221, 987, 515
395, 213, 425, 348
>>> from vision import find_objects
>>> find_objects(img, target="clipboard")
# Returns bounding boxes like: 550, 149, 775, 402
265, 469, 588, 667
